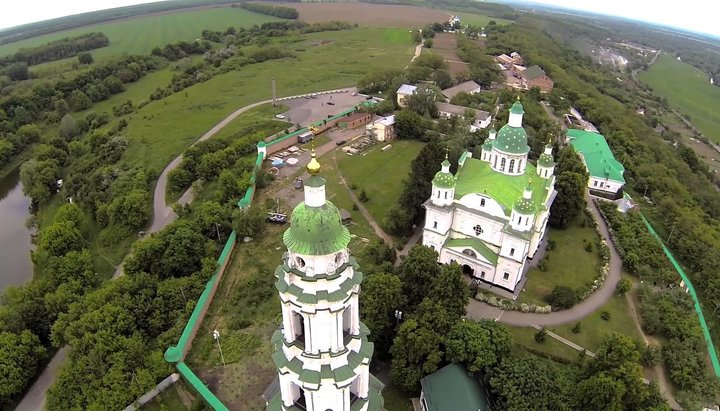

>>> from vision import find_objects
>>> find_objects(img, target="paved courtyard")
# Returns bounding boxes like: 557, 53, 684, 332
277, 88, 368, 127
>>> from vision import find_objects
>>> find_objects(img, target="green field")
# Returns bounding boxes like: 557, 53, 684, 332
454, 11, 512, 27
336, 139, 425, 230
640, 53, 720, 143
0, 7, 280, 59
519, 220, 601, 306
119, 27, 415, 173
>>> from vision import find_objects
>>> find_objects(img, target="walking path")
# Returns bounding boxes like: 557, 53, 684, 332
531, 324, 596, 358
466, 194, 621, 327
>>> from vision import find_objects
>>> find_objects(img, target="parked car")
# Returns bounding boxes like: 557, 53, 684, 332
336, 140, 347, 146
275, 114, 286, 119
365, 95, 373, 100
327, 101, 335, 105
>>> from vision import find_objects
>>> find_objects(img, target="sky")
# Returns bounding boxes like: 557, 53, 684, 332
0, 0, 717, 38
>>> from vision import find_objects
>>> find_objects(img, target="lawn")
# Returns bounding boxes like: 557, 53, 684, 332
119, 27, 415, 173
0, 7, 280, 59
519, 217, 601, 306
336, 139, 425, 231
507, 325, 580, 364
640, 53, 720, 143
383, 383, 414, 411
549, 292, 643, 352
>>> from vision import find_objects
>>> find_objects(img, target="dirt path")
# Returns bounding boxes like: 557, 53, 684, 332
625, 287, 683, 410
332, 151, 395, 247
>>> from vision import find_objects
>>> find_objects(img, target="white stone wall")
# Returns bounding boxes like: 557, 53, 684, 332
441, 247, 497, 279
509, 210, 534, 232
495, 256, 525, 289
499, 236, 528, 263
457, 193, 506, 220
430, 186, 454, 207
490, 150, 527, 175
589, 177, 623, 194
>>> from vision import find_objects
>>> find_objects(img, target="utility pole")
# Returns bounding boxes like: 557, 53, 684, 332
272, 78, 277, 107
213, 329, 226, 367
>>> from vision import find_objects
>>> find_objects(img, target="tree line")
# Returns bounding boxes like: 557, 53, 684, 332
0, 32, 109, 71
239, 2, 299, 19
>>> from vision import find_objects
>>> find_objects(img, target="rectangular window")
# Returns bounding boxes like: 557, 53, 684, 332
480, 271, 486, 278
510, 248, 515, 256
503, 272, 510, 280
593, 180, 598, 187
599, 182, 604, 188
480, 198, 485, 207
433, 221, 438, 229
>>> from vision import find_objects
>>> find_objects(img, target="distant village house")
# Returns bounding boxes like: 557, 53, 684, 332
396, 84, 418, 108
521, 65, 553, 93
367, 115, 395, 141
435, 102, 491, 131
441, 80, 482, 101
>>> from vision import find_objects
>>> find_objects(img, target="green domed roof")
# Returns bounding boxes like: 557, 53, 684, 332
432, 169, 455, 188
482, 138, 494, 150
510, 100, 524, 115
283, 200, 350, 255
514, 196, 535, 214
494, 124, 530, 154
538, 153, 555, 167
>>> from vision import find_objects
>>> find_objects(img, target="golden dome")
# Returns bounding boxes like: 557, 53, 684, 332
307, 149, 321, 175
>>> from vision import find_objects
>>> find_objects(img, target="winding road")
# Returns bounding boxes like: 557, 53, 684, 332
466, 194, 622, 326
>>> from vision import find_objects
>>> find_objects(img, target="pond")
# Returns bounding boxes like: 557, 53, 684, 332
0, 167, 34, 293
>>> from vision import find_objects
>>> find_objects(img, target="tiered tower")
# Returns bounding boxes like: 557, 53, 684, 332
266, 150, 384, 411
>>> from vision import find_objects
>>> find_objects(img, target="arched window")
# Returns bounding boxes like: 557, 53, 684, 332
444, 191, 448, 199
518, 159, 523, 172
518, 216, 522, 224
493, 155, 497, 169
433, 221, 438, 229
462, 249, 477, 258
474, 225, 483, 236
437, 190, 441, 198
296, 256, 305, 268
335, 252, 343, 266
500, 157, 506, 171
544, 169, 548, 177
509, 159, 515, 173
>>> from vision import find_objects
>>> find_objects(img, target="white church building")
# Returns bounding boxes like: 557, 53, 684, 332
422, 100, 557, 292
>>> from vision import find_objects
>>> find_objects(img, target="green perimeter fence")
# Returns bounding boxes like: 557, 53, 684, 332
640, 213, 720, 378
161, 102, 370, 410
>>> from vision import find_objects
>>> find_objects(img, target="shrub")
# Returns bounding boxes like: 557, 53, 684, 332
584, 242, 593, 252
572, 322, 582, 334
534, 328, 546, 343
546, 286, 578, 309
616, 277, 632, 295
359, 190, 369, 202
641, 344, 661, 366
601, 311, 611, 320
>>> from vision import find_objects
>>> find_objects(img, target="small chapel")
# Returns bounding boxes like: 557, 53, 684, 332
422, 100, 557, 293
265, 149, 384, 410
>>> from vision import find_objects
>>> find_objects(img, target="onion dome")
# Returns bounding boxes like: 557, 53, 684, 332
432, 156, 455, 188
513, 183, 536, 214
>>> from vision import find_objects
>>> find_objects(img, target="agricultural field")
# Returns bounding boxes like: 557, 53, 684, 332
430, 32, 470, 79
0, 7, 280, 59
453, 11, 511, 27
117, 27, 415, 172
336, 139, 425, 231
660, 112, 720, 173
280, 2, 450, 27
640, 53, 720, 143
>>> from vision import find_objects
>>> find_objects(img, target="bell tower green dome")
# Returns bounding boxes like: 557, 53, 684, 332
283, 197, 351, 256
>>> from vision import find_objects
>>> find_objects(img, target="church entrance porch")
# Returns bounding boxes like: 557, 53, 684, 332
462, 264, 474, 276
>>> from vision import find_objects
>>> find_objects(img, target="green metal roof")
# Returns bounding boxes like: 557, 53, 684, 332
514, 196, 535, 214
454, 157, 550, 216
420, 364, 489, 411
482, 139, 494, 151
566, 129, 625, 183
432, 170, 455, 188
283, 200, 351, 256
538, 152, 555, 167
444, 237, 498, 264
494, 124, 529, 154
510, 100, 524, 114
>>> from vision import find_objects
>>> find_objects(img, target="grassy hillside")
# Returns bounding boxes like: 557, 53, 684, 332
116, 27, 415, 172
640, 53, 720, 143
0, 7, 280, 59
